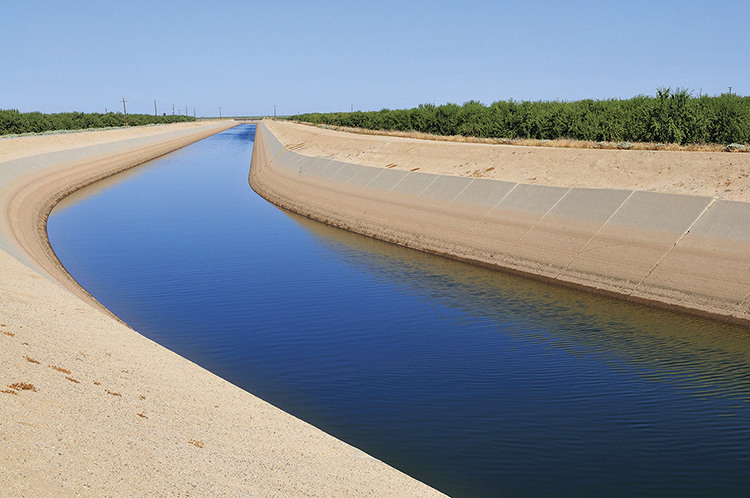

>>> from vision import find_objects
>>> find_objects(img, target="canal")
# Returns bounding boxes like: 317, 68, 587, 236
48, 124, 750, 497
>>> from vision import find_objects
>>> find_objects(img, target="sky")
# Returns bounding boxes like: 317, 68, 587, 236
2, 0, 748, 117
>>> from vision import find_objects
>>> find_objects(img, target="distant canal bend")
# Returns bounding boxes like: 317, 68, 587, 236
49, 124, 750, 497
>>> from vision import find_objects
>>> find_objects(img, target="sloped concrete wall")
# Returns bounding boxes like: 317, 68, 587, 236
250, 122, 750, 326
0, 122, 235, 276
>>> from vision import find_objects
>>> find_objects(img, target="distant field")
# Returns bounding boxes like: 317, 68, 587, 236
289, 89, 750, 147
0, 109, 196, 136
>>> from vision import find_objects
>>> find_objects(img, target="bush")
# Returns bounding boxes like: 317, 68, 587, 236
0, 109, 196, 135
287, 89, 750, 145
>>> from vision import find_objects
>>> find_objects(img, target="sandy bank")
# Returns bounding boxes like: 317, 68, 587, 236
251, 121, 750, 326
265, 120, 750, 202
0, 122, 444, 497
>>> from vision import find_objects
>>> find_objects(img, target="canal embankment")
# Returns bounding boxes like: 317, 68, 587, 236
250, 120, 750, 326
0, 122, 444, 497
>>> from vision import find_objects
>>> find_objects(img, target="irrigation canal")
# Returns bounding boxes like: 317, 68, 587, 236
48, 124, 750, 497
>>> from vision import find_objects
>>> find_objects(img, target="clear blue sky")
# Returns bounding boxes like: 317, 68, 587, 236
2, 0, 748, 117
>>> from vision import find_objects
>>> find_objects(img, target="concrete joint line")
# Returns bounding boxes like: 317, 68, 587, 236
391, 174, 445, 223
440, 178, 476, 211
420, 179, 476, 233
319, 158, 336, 179
362, 168, 386, 188
326, 161, 348, 180
555, 189, 636, 279
415, 175, 441, 197
500, 187, 573, 264
386, 171, 411, 193
463, 182, 519, 237
631, 196, 718, 296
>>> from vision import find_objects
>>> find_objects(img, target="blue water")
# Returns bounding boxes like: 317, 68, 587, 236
49, 125, 750, 497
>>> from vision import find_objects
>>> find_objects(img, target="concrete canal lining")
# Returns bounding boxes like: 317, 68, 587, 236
250, 121, 750, 327
0, 122, 445, 497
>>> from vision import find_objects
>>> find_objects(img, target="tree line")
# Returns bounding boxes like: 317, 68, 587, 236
289, 89, 750, 146
0, 109, 196, 136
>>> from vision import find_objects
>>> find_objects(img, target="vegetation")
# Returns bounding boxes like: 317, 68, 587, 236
0, 109, 195, 136
288, 89, 750, 146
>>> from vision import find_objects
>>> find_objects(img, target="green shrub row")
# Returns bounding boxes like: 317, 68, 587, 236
0, 109, 196, 136
289, 89, 750, 145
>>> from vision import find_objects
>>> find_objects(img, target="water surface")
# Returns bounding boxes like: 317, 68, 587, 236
49, 125, 750, 497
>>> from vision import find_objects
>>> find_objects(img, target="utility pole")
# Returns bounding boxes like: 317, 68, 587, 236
122, 97, 128, 126
351, 104, 353, 112
274, 105, 276, 118
219, 107, 222, 118
154, 99, 157, 116
185, 105, 188, 116
172, 104, 175, 116
193, 107, 196, 118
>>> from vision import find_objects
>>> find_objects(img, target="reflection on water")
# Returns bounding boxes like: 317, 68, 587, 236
296, 213, 750, 406
49, 125, 750, 497
55, 156, 174, 215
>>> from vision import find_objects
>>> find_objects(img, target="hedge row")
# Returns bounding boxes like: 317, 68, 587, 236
0, 109, 195, 136
289, 89, 750, 145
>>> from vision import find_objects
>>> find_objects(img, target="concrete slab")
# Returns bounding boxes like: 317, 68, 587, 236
605, 191, 713, 232
564, 191, 713, 292
330, 163, 363, 183
389, 172, 440, 196
452, 185, 570, 268
679, 199, 750, 241
276, 151, 304, 171
549, 188, 633, 225
367, 169, 410, 191
259, 124, 286, 157
638, 199, 750, 312
454, 178, 516, 207
300, 157, 331, 177
346, 165, 385, 187
317, 160, 349, 180
504, 188, 632, 278
419, 175, 473, 202
454, 208, 535, 262
311, 158, 335, 176
496, 183, 570, 215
